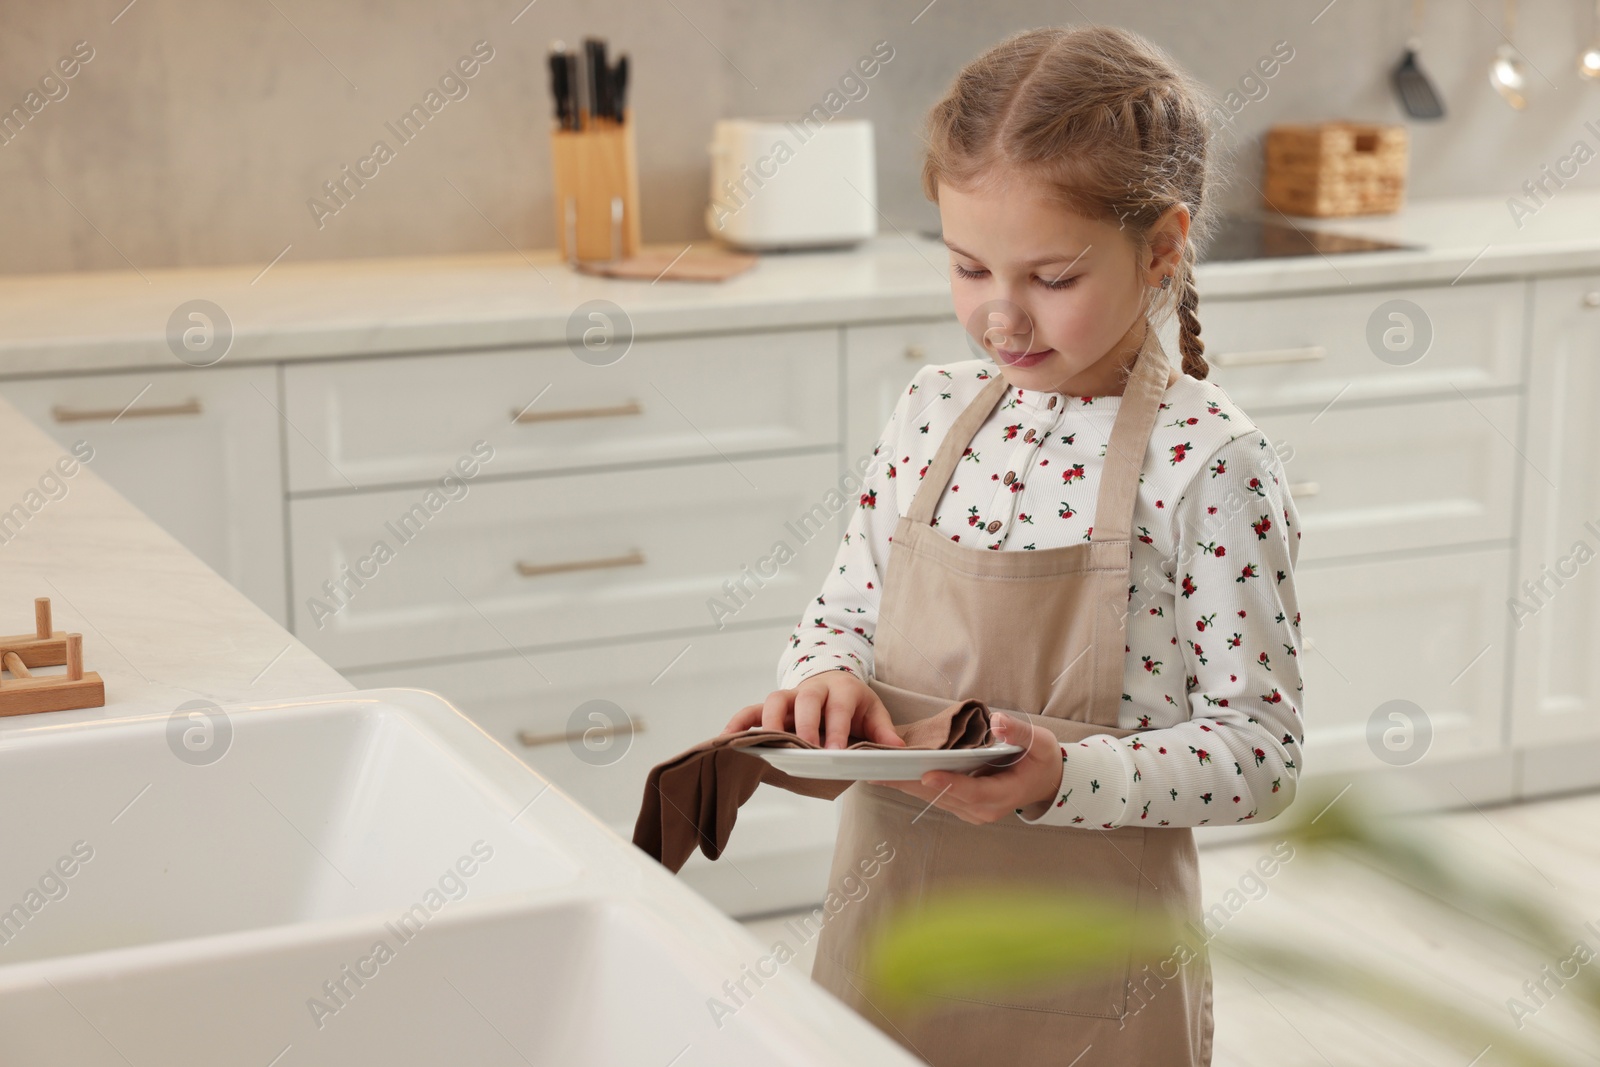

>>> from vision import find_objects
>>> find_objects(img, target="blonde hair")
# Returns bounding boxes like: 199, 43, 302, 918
921, 25, 1229, 380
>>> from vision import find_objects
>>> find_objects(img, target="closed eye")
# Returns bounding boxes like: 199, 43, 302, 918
950, 263, 1079, 290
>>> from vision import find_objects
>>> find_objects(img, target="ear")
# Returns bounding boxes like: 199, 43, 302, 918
1145, 203, 1191, 282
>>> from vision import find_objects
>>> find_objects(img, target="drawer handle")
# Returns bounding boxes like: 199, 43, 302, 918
1211, 346, 1327, 368
518, 716, 645, 749
1582, 290, 1600, 309
905, 343, 928, 362
515, 548, 646, 578
51, 397, 204, 423
1288, 480, 1321, 497
511, 399, 643, 424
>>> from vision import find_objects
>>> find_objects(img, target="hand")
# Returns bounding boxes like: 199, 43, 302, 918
723, 671, 906, 750
868, 713, 1064, 824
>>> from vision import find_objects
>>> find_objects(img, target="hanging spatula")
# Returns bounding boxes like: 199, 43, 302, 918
1393, 0, 1445, 119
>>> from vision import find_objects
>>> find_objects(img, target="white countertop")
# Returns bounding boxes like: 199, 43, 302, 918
0, 393, 351, 722
1, 191, 1597, 377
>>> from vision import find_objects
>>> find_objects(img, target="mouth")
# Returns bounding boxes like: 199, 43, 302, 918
994, 347, 1055, 369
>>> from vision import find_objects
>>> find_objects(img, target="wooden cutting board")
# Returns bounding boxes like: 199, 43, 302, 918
571, 244, 758, 282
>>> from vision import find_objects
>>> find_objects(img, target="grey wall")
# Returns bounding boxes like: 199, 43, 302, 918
2, 0, 1597, 275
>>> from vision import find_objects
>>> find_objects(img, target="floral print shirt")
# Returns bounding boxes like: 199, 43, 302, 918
776, 359, 1305, 829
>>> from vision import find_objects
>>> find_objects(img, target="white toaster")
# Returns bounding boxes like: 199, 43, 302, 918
704, 117, 878, 251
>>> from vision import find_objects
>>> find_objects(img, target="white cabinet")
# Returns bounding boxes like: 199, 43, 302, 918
1253, 393, 1519, 563
842, 318, 966, 469
288, 452, 841, 669
343, 626, 839, 916
1294, 547, 1512, 774
0, 366, 287, 625
1203, 279, 1526, 408
281, 330, 841, 493
1511, 274, 1600, 747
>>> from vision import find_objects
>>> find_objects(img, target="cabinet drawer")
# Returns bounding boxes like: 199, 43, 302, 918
1203, 280, 1525, 410
282, 329, 841, 492
289, 452, 844, 668
1254, 392, 1519, 562
1295, 546, 1510, 775
0, 367, 288, 625
343, 627, 840, 915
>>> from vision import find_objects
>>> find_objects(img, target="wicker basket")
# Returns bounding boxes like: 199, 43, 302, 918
1262, 121, 1408, 217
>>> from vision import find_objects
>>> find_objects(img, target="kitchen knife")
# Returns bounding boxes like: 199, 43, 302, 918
565, 51, 581, 128
612, 54, 628, 122
584, 38, 608, 125
547, 43, 572, 129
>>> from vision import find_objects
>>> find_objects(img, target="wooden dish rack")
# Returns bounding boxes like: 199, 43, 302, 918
0, 598, 105, 716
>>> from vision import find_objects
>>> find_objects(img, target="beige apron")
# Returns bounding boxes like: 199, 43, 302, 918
810, 326, 1213, 1066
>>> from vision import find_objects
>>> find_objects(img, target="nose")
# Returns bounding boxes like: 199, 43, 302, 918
979, 298, 1039, 353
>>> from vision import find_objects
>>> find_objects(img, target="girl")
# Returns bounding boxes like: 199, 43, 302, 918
724, 24, 1303, 1067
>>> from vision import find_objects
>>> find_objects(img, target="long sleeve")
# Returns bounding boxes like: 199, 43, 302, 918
1018, 429, 1305, 829
775, 371, 928, 689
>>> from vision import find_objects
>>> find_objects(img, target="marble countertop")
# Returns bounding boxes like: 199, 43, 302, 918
0, 393, 351, 725
0, 190, 1596, 377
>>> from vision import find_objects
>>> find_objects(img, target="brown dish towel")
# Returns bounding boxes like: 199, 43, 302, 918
632, 699, 994, 873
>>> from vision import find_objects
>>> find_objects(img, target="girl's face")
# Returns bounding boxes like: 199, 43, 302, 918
938, 175, 1184, 396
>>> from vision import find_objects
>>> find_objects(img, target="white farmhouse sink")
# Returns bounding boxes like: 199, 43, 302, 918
0, 689, 919, 1067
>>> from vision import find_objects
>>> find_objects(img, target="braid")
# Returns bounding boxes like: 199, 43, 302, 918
1175, 259, 1208, 380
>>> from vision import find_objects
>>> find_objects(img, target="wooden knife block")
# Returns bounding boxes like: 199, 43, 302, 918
551, 108, 643, 264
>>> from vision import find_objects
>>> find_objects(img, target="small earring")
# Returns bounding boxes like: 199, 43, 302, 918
1159, 275, 1172, 290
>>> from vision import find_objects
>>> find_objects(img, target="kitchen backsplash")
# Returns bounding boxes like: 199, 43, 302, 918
2, 0, 1598, 274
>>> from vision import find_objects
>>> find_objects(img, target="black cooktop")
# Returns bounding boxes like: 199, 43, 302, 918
918, 214, 1417, 264
1199, 214, 1417, 262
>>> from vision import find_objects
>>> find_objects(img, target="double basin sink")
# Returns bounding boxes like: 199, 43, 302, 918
0, 689, 916, 1066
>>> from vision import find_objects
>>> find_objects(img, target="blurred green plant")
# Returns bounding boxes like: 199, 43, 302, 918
863, 782, 1600, 1067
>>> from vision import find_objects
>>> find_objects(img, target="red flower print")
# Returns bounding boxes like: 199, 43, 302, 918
1215, 545, 1226, 557
859, 489, 877, 508
1141, 656, 1162, 674
1196, 612, 1216, 632
1062, 463, 1086, 484
1252, 515, 1272, 539
1003, 423, 1022, 440
1169, 442, 1192, 465
1209, 459, 1227, 478
1237, 563, 1259, 582
1180, 574, 1197, 598
1137, 526, 1154, 545
1253, 747, 1267, 766
1190, 747, 1211, 764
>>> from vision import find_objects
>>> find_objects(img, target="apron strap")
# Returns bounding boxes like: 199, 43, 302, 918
905, 372, 1010, 526
1088, 326, 1179, 544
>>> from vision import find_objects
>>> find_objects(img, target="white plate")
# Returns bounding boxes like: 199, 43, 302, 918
746, 743, 1023, 781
